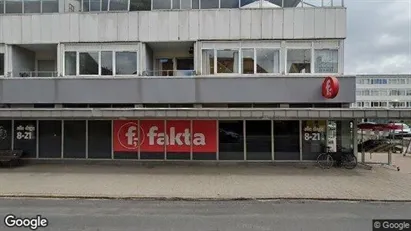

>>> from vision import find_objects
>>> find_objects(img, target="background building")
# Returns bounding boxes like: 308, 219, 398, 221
0, 0, 353, 162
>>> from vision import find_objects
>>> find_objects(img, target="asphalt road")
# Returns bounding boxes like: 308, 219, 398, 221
0, 199, 410, 231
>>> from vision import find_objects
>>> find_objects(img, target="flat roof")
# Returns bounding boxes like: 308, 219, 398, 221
0, 108, 410, 120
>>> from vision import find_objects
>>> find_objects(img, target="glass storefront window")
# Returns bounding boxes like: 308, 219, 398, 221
287, 49, 311, 73
13, 120, 37, 158
315, 49, 338, 73
273, 121, 300, 160
0, 53, 4, 76
256, 49, 280, 73
39, 120, 61, 158
216, 50, 239, 74
63, 121, 86, 159
115, 51, 137, 75
101, 51, 113, 75
5, 0, 22, 13
88, 120, 112, 159
241, 49, 254, 74
219, 120, 244, 160
302, 120, 327, 160
0, 120, 12, 150
202, 49, 215, 75
246, 120, 271, 160
79, 52, 99, 75
23, 0, 41, 13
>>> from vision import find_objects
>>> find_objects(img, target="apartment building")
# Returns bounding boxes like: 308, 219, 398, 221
0, 0, 354, 162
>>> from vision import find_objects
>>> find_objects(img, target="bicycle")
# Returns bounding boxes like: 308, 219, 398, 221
317, 147, 334, 169
340, 152, 357, 169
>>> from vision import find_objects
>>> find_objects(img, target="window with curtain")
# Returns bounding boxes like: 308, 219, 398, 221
256, 49, 279, 73
201, 49, 214, 75
314, 49, 338, 73
216, 50, 239, 74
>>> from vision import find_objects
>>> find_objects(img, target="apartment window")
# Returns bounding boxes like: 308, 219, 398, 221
79, 52, 99, 75
216, 50, 239, 74
202, 49, 214, 75
256, 49, 280, 73
64, 52, 77, 76
314, 49, 338, 73
172, 0, 180, 9
24, 0, 41, 13
102, 0, 108, 10
109, 0, 128, 10
101, 51, 113, 75
371, 102, 379, 107
89, 0, 101, 11
0, 1, 3, 13
240, 0, 254, 6
356, 90, 361, 96
41, 0, 58, 12
192, 0, 199, 8
381, 102, 388, 107
130, 0, 151, 11
241, 49, 254, 74
287, 49, 311, 73
0, 53, 3, 76
371, 90, 379, 96
221, 0, 239, 8
115, 51, 137, 75
364, 102, 370, 107
153, 0, 171, 9
201, 0, 218, 8
5, 0, 22, 13
357, 102, 363, 107
407, 90, 411, 96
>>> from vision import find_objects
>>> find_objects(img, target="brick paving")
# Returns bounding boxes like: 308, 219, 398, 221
0, 162, 410, 201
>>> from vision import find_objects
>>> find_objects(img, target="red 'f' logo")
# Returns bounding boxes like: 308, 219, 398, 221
322, 76, 339, 99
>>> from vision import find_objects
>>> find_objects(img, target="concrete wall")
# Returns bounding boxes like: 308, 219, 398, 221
0, 76, 356, 104
0, 8, 346, 44
11, 45, 35, 77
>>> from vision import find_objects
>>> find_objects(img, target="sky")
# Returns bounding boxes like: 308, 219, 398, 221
344, 0, 411, 74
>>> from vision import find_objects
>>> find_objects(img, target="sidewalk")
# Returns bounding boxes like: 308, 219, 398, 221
0, 162, 411, 201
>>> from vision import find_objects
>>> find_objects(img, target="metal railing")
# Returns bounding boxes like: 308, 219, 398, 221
142, 70, 196, 77
17, 71, 59, 78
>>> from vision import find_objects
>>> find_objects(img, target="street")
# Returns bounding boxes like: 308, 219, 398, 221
0, 199, 409, 231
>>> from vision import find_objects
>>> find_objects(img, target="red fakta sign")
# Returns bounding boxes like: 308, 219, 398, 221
321, 76, 339, 99
113, 120, 217, 153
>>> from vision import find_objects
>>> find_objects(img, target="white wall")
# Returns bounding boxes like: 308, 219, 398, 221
0, 8, 346, 44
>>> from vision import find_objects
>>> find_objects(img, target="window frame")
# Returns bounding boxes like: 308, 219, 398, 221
285, 47, 313, 75
313, 48, 339, 74
114, 50, 139, 76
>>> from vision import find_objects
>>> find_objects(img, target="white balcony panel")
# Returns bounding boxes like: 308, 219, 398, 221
261, 9, 273, 39
0, 8, 346, 44
283, 8, 294, 39
128, 12, 139, 41
303, 8, 315, 38
240, 9, 252, 39
272, 9, 283, 38
229, 10, 240, 39
293, 8, 304, 39
314, 8, 326, 38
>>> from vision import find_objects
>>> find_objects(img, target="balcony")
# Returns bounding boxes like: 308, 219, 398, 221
143, 70, 196, 77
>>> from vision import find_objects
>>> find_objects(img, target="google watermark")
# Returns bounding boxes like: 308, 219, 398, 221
3, 214, 48, 230
373, 219, 411, 231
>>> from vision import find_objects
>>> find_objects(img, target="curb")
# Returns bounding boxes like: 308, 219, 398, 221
0, 195, 410, 203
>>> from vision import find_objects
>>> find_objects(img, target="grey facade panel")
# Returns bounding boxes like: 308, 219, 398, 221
0, 76, 355, 104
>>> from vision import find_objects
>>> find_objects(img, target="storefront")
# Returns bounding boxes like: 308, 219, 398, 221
0, 119, 354, 161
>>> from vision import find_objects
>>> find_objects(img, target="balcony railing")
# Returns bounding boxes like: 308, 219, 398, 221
143, 70, 196, 77
16, 71, 59, 78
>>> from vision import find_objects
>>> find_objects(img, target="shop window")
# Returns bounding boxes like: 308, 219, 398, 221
115, 51, 137, 75
88, 120, 111, 159
241, 49, 254, 74
166, 120, 190, 160
246, 121, 271, 160
23, 0, 41, 13
63, 121, 86, 159
202, 49, 215, 75
41, 0, 58, 12
302, 120, 327, 160
130, 0, 151, 10
287, 49, 311, 73
139, 120, 164, 160
5, 0, 22, 13
109, 0, 128, 10
0, 120, 12, 150
314, 49, 338, 73
13, 120, 37, 158
0, 53, 4, 76
101, 51, 113, 75
193, 120, 217, 160
256, 49, 280, 73
201, 0, 218, 8
216, 50, 239, 74
79, 52, 99, 75
39, 121, 62, 158
273, 121, 300, 160
64, 52, 77, 76
221, 0, 239, 8
219, 121, 244, 160
153, 0, 171, 9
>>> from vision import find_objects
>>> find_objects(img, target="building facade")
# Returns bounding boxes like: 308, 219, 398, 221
0, 0, 354, 162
